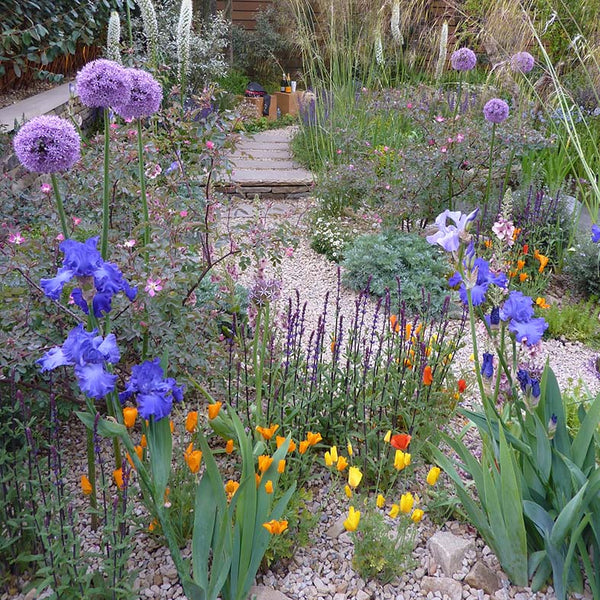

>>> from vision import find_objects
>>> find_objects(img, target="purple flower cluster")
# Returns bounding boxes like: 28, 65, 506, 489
500, 291, 548, 345
119, 358, 184, 421
13, 115, 81, 173
451, 48, 477, 72
426, 208, 479, 252
37, 324, 119, 398
483, 98, 510, 124
114, 68, 162, 120
449, 257, 507, 306
76, 59, 132, 108
249, 278, 282, 307
510, 51, 535, 73
517, 369, 540, 403
41, 236, 137, 317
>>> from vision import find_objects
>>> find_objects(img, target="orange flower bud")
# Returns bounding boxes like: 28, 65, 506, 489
208, 402, 222, 420
225, 439, 234, 454
185, 411, 198, 433
123, 406, 138, 428
81, 475, 93, 495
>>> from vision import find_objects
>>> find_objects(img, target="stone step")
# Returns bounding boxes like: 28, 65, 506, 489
227, 168, 313, 185
230, 149, 292, 160
230, 159, 300, 170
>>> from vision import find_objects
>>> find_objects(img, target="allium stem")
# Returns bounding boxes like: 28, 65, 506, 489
137, 118, 150, 255
101, 108, 111, 260
50, 173, 69, 240
484, 123, 497, 207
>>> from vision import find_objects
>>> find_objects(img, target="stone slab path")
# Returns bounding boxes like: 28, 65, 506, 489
0, 82, 72, 132
224, 127, 314, 199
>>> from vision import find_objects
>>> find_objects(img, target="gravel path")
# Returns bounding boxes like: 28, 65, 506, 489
8, 198, 599, 600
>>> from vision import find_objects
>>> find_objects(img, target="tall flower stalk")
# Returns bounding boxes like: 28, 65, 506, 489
483, 98, 510, 206
107, 11, 122, 64
76, 59, 132, 259
135, 0, 159, 66
434, 21, 448, 82
177, 0, 193, 103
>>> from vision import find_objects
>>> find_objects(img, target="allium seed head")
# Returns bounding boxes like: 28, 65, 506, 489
483, 98, 510, 124
13, 115, 81, 173
76, 59, 132, 108
510, 51, 535, 73
450, 47, 477, 71
114, 68, 162, 119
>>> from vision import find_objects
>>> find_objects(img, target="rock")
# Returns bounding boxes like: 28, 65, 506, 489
24, 590, 38, 600
465, 562, 501, 595
356, 590, 371, 600
428, 532, 475, 576
327, 515, 347, 538
420, 576, 463, 600
248, 586, 293, 600
314, 576, 329, 594
333, 594, 347, 600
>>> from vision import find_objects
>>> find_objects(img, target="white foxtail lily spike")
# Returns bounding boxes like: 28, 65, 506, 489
391, 0, 403, 45
107, 11, 122, 64
435, 21, 449, 81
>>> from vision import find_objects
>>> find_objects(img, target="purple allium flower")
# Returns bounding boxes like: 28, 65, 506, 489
426, 208, 479, 252
113, 68, 162, 120
481, 352, 494, 379
13, 115, 80, 173
76, 59, 132, 108
499, 291, 534, 322
510, 51, 535, 73
483, 98, 510, 124
119, 358, 184, 421
249, 278, 282, 307
592, 224, 600, 243
40, 236, 137, 317
451, 47, 477, 71
37, 324, 119, 398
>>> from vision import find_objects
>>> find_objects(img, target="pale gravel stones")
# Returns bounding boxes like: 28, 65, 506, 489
428, 532, 475, 576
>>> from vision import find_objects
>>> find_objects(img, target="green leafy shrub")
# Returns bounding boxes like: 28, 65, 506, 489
541, 297, 600, 345
341, 231, 451, 315
565, 236, 600, 298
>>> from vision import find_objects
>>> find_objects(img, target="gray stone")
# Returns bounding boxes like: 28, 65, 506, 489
428, 532, 475, 576
327, 515, 347, 538
248, 585, 293, 600
333, 594, 347, 600
420, 576, 462, 600
356, 590, 371, 600
465, 562, 501, 595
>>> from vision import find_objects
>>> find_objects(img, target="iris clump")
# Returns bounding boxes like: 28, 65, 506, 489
450, 47, 477, 71
483, 98, 510, 124
76, 58, 132, 108
40, 236, 137, 317
13, 115, 81, 173
510, 51, 535, 73
119, 358, 184, 421
37, 324, 120, 398
114, 68, 163, 120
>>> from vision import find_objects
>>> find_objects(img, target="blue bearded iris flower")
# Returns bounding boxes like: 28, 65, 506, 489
37, 324, 120, 398
500, 291, 548, 346
40, 236, 137, 317
449, 258, 508, 306
481, 352, 494, 379
119, 358, 184, 421
592, 225, 600, 243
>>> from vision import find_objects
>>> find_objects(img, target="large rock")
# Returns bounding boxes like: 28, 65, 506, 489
427, 531, 475, 576
465, 561, 502, 594
420, 576, 462, 600
327, 515, 347, 538
248, 585, 292, 600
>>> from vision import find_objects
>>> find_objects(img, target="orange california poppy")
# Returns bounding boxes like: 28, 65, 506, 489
422, 365, 433, 385
390, 433, 411, 450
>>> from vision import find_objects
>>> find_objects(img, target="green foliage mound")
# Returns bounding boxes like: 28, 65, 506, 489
342, 231, 450, 315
